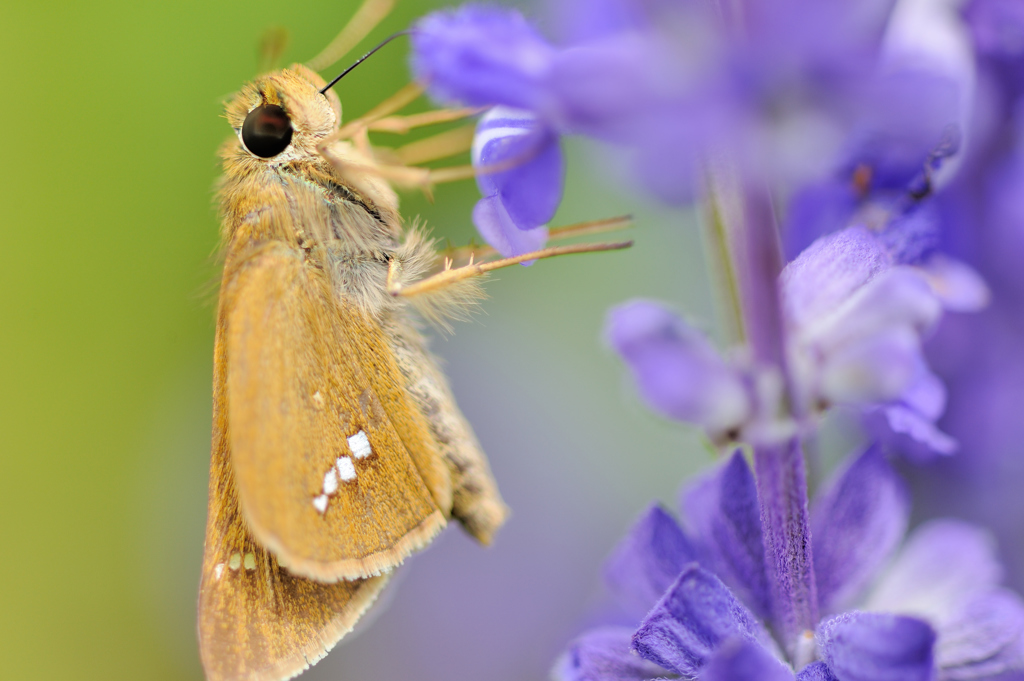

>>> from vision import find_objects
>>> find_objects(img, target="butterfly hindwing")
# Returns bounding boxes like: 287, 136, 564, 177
220, 243, 449, 581
198, 463, 389, 681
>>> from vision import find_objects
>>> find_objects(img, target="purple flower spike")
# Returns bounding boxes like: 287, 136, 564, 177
602, 503, 698, 619
702, 637, 795, 681
817, 612, 936, 681
631, 565, 773, 676
811, 446, 910, 614
605, 301, 751, 438
411, 5, 556, 110
682, 452, 771, 620
555, 626, 667, 681
471, 106, 564, 254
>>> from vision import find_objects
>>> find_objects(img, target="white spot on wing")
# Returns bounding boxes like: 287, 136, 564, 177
348, 430, 372, 459
336, 456, 357, 481
312, 390, 325, 407
323, 467, 339, 495
312, 494, 329, 513
243, 552, 256, 571
229, 553, 242, 571
214, 563, 225, 580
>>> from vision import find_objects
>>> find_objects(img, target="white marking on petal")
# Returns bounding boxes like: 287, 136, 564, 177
323, 467, 339, 495
336, 456, 357, 481
229, 553, 242, 571
472, 106, 537, 165
312, 494, 329, 513
347, 430, 372, 459
214, 563, 225, 580
243, 552, 256, 571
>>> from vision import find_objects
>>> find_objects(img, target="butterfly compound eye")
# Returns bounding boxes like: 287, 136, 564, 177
241, 104, 293, 158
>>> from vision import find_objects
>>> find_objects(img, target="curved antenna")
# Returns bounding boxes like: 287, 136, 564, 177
319, 30, 410, 95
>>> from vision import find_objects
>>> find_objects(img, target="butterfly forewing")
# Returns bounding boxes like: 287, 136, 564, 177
221, 244, 447, 581
200, 290, 391, 681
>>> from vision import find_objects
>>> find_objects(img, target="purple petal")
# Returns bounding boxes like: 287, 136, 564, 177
602, 504, 699, 619
917, 255, 990, 312
866, 405, 958, 464
865, 520, 1003, 623
797, 662, 840, 681
549, 0, 651, 43
702, 637, 795, 681
783, 179, 859, 261
628, 100, 722, 205
411, 6, 556, 110
876, 205, 941, 267
555, 626, 667, 681
472, 107, 564, 231
819, 326, 923, 404
983, 148, 1024, 296
472, 195, 548, 260
803, 267, 942, 354
873, 0, 974, 190
605, 301, 751, 436
631, 565, 774, 676
937, 590, 1024, 679
681, 452, 771, 619
781, 227, 893, 332
817, 612, 936, 681
964, 0, 1024, 61
811, 446, 910, 614
863, 369, 958, 462
546, 34, 668, 140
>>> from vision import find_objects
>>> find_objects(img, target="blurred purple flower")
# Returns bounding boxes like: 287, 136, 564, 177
963, 0, 1024, 94
413, 0, 973, 208
783, 224, 986, 459
556, 448, 1024, 681
604, 301, 751, 441
410, 5, 556, 111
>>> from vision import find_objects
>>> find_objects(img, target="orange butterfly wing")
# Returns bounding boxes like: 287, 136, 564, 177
198, 242, 453, 680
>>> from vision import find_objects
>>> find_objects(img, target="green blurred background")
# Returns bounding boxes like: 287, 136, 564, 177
0, 2, 721, 679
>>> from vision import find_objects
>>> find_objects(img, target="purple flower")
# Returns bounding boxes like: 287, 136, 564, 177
604, 301, 751, 441
606, 222, 983, 458
555, 447, 1024, 681
410, 6, 556, 111
470, 106, 562, 258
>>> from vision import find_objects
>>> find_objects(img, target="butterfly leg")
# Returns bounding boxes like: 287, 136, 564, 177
306, 0, 396, 72
390, 240, 635, 298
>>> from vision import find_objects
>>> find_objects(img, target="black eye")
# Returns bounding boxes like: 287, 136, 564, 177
241, 104, 293, 158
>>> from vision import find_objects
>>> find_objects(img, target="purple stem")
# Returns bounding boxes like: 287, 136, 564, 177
716, 176, 818, 656
754, 438, 818, 658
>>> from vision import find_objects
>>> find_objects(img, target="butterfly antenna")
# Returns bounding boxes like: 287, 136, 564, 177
320, 30, 410, 94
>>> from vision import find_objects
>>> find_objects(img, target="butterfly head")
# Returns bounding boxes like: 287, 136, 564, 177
225, 65, 342, 165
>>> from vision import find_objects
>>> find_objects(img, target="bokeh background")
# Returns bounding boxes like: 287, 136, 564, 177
0, 2, 724, 679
